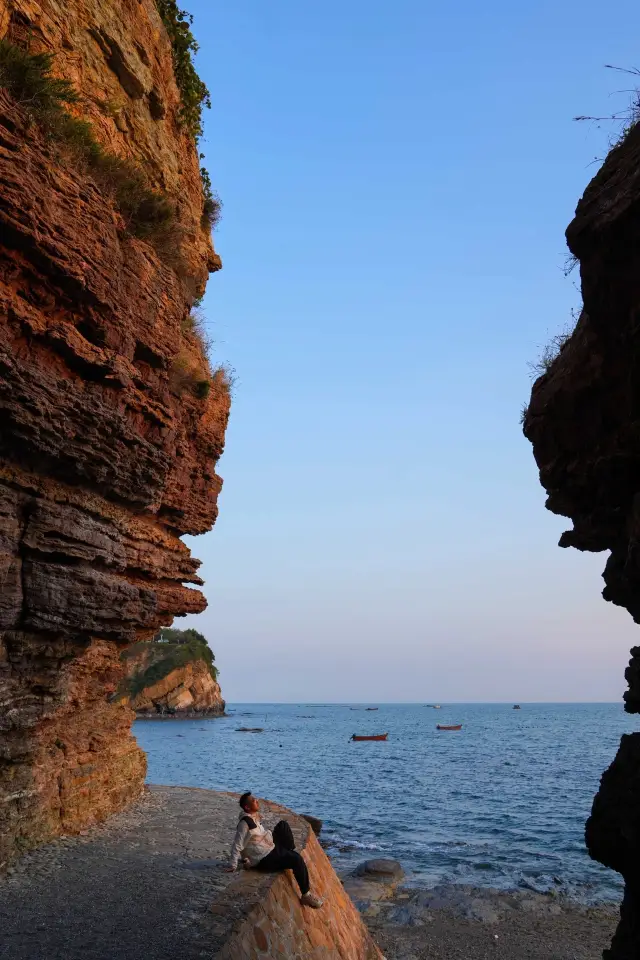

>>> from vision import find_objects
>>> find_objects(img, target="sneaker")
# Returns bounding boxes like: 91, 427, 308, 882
300, 892, 324, 909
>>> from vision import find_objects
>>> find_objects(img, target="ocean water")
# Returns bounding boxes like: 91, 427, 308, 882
135, 702, 638, 904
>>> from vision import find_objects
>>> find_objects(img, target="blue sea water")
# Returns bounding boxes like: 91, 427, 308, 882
135, 702, 638, 904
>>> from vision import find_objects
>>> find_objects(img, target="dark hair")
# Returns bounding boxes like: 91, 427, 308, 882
239, 791, 253, 810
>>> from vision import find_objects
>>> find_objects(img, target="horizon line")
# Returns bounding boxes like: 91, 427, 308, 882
219, 699, 625, 706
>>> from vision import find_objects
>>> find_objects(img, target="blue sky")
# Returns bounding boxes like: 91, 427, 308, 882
180, 0, 640, 702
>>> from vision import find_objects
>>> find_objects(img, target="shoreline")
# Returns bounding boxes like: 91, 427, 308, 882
363, 883, 618, 960
133, 712, 227, 721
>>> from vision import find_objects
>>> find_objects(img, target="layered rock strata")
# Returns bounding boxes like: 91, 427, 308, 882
117, 642, 225, 716
0, 0, 228, 866
524, 122, 640, 959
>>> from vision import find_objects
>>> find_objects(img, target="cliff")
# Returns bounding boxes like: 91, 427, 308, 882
524, 122, 640, 959
0, 0, 228, 867
116, 630, 225, 716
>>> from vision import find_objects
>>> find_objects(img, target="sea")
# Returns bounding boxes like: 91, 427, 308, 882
135, 702, 638, 904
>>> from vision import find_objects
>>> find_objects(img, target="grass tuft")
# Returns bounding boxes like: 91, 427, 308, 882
0, 40, 78, 117
528, 328, 574, 379
0, 39, 177, 243
199, 164, 221, 229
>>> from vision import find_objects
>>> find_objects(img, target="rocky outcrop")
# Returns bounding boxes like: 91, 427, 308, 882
342, 859, 405, 915
0, 0, 228, 867
116, 639, 225, 716
524, 122, 640, 958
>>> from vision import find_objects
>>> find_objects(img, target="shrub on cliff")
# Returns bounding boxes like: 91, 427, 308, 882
200, 164, 221, 228
153, 2, 220, 230
528, 323, 576, 379
170, 349, 235, 403
122, 629, 219, 698
0, 40, 79, 117
0, 40, 175, 243
155, 0, 211, 139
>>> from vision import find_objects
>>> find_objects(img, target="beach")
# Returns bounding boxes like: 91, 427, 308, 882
364, 886, 617, 959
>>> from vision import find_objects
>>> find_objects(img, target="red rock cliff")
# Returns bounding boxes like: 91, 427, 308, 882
524, 123, 640, 959
0, 0, 228, 866
116, 636, 226, 716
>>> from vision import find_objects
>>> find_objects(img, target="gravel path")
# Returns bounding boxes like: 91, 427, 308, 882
0, 785, 296, 960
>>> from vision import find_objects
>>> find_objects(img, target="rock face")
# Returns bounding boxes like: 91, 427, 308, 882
117, 641, 225, 716
0, 0, 228, 866
524, 123, 640, 958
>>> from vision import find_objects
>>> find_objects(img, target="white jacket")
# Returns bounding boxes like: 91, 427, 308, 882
229, 811, 275, 869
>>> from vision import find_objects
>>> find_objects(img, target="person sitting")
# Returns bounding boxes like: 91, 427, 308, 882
225, 791, 323, 909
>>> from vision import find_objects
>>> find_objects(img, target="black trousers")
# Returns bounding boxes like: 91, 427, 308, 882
255, 820, 310, 895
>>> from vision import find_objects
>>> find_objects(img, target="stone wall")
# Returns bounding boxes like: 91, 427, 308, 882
0, 0, 228, 867
217, 823, 383, 960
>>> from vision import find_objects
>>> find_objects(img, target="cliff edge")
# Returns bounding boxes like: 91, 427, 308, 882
524, 122, 640, 959
0, 0, 228, 867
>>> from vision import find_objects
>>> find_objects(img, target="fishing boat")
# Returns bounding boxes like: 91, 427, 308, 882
513, 704, 521, 710
365, 707, 379, 711
436, 724, 462, 731
350, 733, 388, 741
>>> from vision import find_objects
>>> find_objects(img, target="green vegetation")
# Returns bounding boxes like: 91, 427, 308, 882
123, 628, 218, 699
170, 331, 235, 403
153, 2, 220, 229
0, 39, 175, 242
194, 378, 211, 399
181, 303, 211, 344
210, 363, 236, 400
169, 350, 203, 396
155, 0, 211, 138
200, 163, 221, 228
0, 40, 79, 115
519, 402, 529, 427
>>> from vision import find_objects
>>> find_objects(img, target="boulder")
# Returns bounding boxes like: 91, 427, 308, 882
301, 814, 323, 836
355, 859, 405, 880
343, 859, 405, 912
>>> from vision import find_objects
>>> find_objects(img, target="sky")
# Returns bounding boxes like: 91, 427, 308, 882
178, 0, 640, 703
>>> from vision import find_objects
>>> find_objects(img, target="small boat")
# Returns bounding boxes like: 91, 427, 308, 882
436, 724, 462, 731
513, 705, 521, 710
350, 733, 388, 741
365, 707, 379, 711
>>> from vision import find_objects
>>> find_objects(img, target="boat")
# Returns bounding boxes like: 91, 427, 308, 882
365, 707, 379, 711
436, 724, 462, 731
513, 705, 521, 710
350, 733, 388, 741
